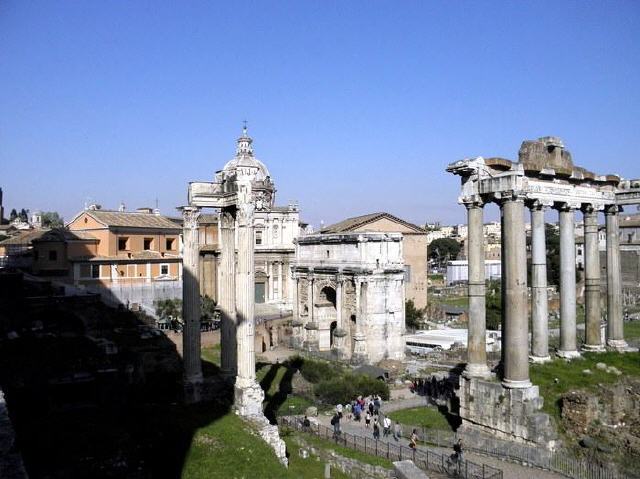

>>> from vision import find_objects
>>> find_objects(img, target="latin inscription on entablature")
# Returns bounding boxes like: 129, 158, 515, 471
525, 179, 614, 204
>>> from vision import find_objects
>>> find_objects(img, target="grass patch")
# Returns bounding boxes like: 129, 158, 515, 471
432, 296, 469, 308
201, 344, 221, 366
531, 351, 640, 421
624, 321, 640, 341
387, 406, 453, 431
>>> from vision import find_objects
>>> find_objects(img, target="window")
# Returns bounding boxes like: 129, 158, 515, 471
160, 264, 169, 275
326, 250, 330, 258
118, 237, 129, 251
91, 264, 100, 279
404, 265, 412, 283
144, 238, 153, 251
255, 230, 263, 245
166, 238, 176, 251
49, 250, 57, 261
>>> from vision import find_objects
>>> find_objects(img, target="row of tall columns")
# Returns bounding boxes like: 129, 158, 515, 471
464, 196, 629, 386
182, 206, 203, 386
219, 209, 237, 377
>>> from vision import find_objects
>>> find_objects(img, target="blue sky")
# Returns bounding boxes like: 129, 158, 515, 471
1, 1, 639, 227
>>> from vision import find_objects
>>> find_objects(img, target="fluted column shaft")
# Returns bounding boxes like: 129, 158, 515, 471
558, 205, 579, 357
464, 202, 490, 378
605, 205, 628, 349
336, 276, 343, 328
277, 262, 283, 300
182, 206, 203, 383
220, 209, 237, 376
530, 203, 550, 361
583, 206, 604, 351
501, 196, 531, 388
235, 204, 256, 388
292, 275, 299, 320
307, 275, 314, 323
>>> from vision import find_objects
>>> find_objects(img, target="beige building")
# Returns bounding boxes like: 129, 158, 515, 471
320, 212, 428, 309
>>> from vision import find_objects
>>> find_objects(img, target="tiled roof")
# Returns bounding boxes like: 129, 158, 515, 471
33, 229, 98, 242
0, 229, 49, 246
84, 210, 181, 229
321, 212, 426, 234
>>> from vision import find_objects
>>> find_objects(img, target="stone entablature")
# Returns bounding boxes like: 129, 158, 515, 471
291, 232, 406, 364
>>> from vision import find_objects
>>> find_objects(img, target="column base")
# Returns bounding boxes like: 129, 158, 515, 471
607, 339, 635, 351
529, 355, 552, 364
556, 350, 582, 359
183, 376, 204, 404
501, 378, 533, 389
234, 380, 265, 418
463, 363, 492, 379
582, 343, 606, 352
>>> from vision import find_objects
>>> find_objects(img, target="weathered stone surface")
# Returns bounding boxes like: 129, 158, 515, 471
518, 136, 574, 174
457, 376, 557, 448
304, 406, 318, 417
393, 460, 430, 479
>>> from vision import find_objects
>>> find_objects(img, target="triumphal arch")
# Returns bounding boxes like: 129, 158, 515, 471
179, 127, 286, 464
447, 136, 636, 447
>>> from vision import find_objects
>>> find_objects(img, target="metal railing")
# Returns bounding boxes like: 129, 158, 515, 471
398, 422, 624, 479
279, 416, 502, 479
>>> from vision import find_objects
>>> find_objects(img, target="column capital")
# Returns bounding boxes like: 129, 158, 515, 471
527, 199, 553, 211
581, 203, 604, 214
180, 206, 201, 229
237, 202, 255, 226
462, 196, 485, 209
220, 208, 236, 229
555, 201, 581, 212
604, 204, 622, 216
495, 190, 526, 204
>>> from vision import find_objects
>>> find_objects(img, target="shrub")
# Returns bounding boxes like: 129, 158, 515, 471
351, 374, 390, 401
314, 374, 390, 405
300, 358, 338, 384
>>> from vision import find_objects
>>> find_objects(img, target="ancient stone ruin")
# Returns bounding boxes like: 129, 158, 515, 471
447, 136, 638, 448
180, 127, 287, 465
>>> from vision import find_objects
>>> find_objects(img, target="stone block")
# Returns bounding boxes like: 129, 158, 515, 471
305, 406, 318, 417
393, 460, 430, 479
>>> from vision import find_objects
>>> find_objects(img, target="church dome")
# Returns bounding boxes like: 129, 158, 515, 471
222, 125, 271, 182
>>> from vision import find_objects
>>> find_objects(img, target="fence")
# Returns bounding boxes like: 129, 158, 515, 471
279, 416, 502, 479
398, 422, 624, 479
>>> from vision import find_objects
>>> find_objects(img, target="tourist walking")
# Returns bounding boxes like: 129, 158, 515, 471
302, 415, 311, 432
331, 413, 341, 439
373, 395, 381, 416
373, 418, 380, 440
365, 411, 371, 428
383, 415, 391, 437
409, 429, 418, 449
453, 438, 464, 463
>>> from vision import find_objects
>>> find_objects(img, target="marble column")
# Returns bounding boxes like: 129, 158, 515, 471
277, 262, 283, 301
268, 261, 273, 301
605, 205, 629, 350
219, 209, 237, 377
352, 279, 368, 364
234, 202, 263, 417
291, 275, 303, 349
529, 201, 551, 362
304, 273, 318, 351
181, 206, 203, 387
583, 205, 604, 351
500, 195, 531, 388
464, 200, 491, 378
557, 203, 580, 358
336, 275, 343, 329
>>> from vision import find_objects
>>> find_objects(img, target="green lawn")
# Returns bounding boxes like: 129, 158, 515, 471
182, 412, 355, 479
432, 296, 469, 308
624, 321, 640, 341
387, 406, 453, 431
531, 351, 640, 421
201, 344, 221, 366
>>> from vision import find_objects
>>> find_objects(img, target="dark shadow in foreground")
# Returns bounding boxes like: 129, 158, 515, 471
0, 270, 231, 479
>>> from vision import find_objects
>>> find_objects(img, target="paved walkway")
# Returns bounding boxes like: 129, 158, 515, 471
316, 414, 565, 479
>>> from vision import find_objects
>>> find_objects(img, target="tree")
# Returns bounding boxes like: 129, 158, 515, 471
428, 238, 461, 267
19, 208, 29, 222
405, 299, 425, 329
41, 211, 64, 228
9, 209, 17, 222
545, 224, 561, 286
